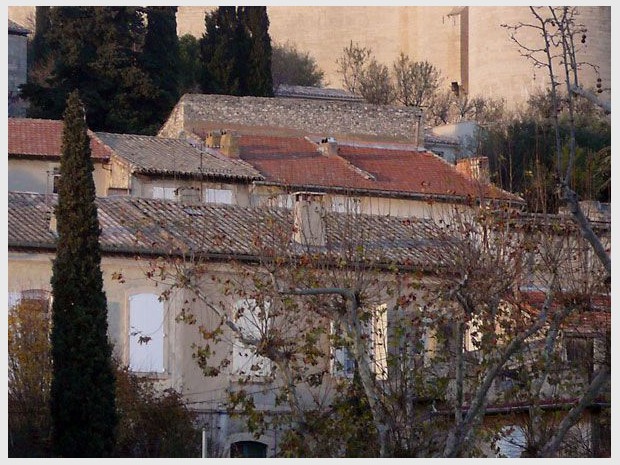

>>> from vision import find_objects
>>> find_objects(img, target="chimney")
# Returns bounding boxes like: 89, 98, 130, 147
456, 156, 490, 184
318, 137, 338, 157
48, 211, 58, 235
293, 192, 326, 247
220, 130, 240, 158
205, 130, 222, 148
413, 107, 425, 150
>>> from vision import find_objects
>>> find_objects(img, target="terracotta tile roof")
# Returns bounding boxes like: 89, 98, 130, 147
237, 135, 521, 202
94, 132, 262, 181
8, 118, 112, 161
8, 191, 442, 268
521, 290, 610, 333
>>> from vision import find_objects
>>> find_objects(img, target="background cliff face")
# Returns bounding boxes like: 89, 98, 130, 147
9, 5, 611, 110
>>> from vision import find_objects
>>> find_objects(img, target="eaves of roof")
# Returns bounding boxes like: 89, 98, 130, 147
8, 192, 445, 272
93, 131, 263, 182
254, 180, 526, 207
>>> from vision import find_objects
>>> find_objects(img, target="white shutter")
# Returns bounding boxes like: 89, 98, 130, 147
204, 188, 233, 205
8, 291, 22, 309
372, 304, 388, 380
153, 186, 176, 200
129, 293, 165, 373
330, 321, 355, 378
232, 299, 271, 377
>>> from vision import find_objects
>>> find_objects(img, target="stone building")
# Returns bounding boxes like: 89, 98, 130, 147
8, 189, 610, 457
8, 19, 29, 117
9, 6, 610, 111
9, 110, 523, 220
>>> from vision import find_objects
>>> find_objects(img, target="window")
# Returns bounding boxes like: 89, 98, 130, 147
565, 335, 594, 378
48, 167, 61, 194
177, 186, 201, 204
330, 322, 356, 378
330, 305, 387, 379
496, 425, 526, 458
331, 195, 361, 214
129, 293, 165, 373
8, 289, 51, 310
152, 186, 176, 200
232, 299, 271, 377
230, 441, 267, 458
204, 188, 233, 205
565, 336, 594, 363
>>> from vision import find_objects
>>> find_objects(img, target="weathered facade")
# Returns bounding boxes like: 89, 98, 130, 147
9, 112, 523, 221
8, 118, 112, 196
8, 191, 610, 457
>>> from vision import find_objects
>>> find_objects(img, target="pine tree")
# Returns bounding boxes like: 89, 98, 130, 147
239, 6, 273, 97
200, 6, 250, 95
50, 91, 117, 457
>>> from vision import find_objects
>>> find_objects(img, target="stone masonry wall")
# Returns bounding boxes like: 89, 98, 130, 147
168, 94, 423, 142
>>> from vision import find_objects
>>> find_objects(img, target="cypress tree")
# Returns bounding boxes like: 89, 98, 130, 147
179, 34, 202, 94
200, 6, 250, 95
29, 6, 52, 69
50, 91, 117, 457
239, 6, 273, 97
141, 6, 180, 127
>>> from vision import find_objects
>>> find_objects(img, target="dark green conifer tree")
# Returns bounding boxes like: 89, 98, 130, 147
200, 6, 250, 95
29, 6, 52, 69
140, 6, 180, 127
239, 6, 273, 97
179, 34, 202, 94
50, 91, 117, 457
21, 6, 160, 134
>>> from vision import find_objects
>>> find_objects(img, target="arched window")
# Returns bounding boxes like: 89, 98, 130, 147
230, 440, 267, 458
129, 293, 165, 373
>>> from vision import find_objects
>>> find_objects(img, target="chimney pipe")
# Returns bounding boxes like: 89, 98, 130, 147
413, 107, 425, 151
318, 137, 338, 157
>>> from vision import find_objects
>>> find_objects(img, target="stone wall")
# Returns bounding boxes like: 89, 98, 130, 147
9, 6, 611, 111
163, 94, 423, 142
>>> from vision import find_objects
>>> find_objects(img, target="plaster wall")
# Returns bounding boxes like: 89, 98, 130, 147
8, 158, 110, 197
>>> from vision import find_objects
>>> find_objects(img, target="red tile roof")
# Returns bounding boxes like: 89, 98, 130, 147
8, 118, 112, 161
521, 290, 610, 332
238, 135, 522, 202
